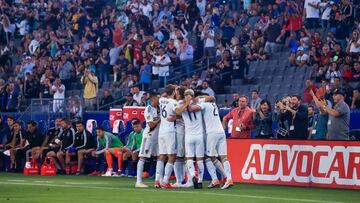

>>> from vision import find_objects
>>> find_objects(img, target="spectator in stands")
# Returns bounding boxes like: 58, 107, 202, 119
202, 23, 216, 60
278, 95, 308, 140
295, 47, 310, 67
253, 100, 273, 139
71, 121, 95, 176
351, 88, 360, 109
139, 58, 152, 91
231, 92, 240, 108
81, 68, 98, 111
124, 93, 139, 107
5, 83, 18, 112
310, 89, 332, 140
232, 47, 249, 80
24, 121, 43, 162
96, 48, 111, 88
223, 95, 254, 138
304, 0, 320, 31
347, 30, 360, 55
51, 78, 65, 113
307, 105, 317, 139
264, 15, 282, 55
122, 118, 143, 177
250, 90, 261, 109
353, 61, 360, 82
326, 62, 341, 83
132, 86, 145, 105
99, 90, 114, 111
304, 79, 317, 103
179, 38, 194, 77
323, 89, 350, 140
151, 47, 171, 87
58, 55, 73, 90
201, 81, 215, 96
69, 97, 83, 121
39, 78, 53, 101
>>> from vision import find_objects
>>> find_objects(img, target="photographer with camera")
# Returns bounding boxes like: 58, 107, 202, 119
81, 67, 98, 111
277, 95, 308, 140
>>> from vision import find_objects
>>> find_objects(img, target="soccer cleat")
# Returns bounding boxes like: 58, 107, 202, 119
170, 183, 181, 188
221, 180, 233, 189
135, 182, 149, 188
88, 171, 99, 176
192, 177, 199, 189
102, 170, 113, 177
181, 181, 193, 188
208, 180, 220, 189
164, 183, 173, 189
154, 181, 162, 188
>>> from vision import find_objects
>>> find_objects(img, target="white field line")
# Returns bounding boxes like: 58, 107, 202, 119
0, 180, 349, 203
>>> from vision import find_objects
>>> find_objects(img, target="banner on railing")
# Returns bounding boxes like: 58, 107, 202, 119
227, 139, 360, 189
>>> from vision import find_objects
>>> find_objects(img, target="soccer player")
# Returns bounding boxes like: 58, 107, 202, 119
136, 92, 160, 188
122, 118, 143, 177
68, 121, 95, 175
198, 96, 233, 189
35, 118, 62, 161
24, 121, 44, 163
172, 86, 188, 188
46, 118, 75, 174
175, 89, 206, 189
93, 127, 124, 176
156, 84, 177, 188
4, 121, 25, 171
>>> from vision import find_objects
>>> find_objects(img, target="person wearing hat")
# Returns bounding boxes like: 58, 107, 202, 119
322, 89, 350, 140
124, 92, 139, 106
81, 68, 98, 110
295, 46, 309, 67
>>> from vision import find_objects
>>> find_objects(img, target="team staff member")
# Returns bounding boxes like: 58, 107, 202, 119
67, 121, 95, 175
46, 119, 75, 174
24, 121, 44, 162
223, 96, 254, 138
93, 127, 124, 176
4, 122, 25, 171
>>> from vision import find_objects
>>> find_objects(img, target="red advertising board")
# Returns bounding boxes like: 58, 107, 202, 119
122, 106, 145, 125
227, 139, 360, 190
109, 108, 123, 128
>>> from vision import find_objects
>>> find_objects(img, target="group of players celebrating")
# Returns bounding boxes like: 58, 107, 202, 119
134, 84, 233, 189
1, 84, 232, 190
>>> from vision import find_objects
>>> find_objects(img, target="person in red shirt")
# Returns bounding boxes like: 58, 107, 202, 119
341, 65, 353, 81
320, 45, 332, 66
303, 79, 317, 103
112, 22, 123, 46
222, 96, 254, 138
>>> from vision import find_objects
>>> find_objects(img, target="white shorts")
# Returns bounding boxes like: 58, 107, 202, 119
176, 125, 185, 157
206, 133, 227, 157
158, 131, 177, 155
139, 134, 158, 158
185, 135, 204, 158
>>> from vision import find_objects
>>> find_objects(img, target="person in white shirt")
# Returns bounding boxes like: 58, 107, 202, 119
196, 0, 206, 16
135, 93, 161, 188
132, 86, 145, 105
155, 85, 177, 188
151, 47, 171, 87
51, 78, 65, 113
197, 95, 234, 189
201, 81, 215, 96
175, 89, 205, 189
303, 0, 321, 30
201, 24, 216, 59
320, 0, 333, 31
16, 17, 28, 37
250, 90, 262, 110
179, 38, 194, 77
140, 0, 152, 18
295, 47, 310, 67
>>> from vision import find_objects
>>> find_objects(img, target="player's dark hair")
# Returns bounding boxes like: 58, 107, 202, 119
96, 126, 104, 131
149, 92, 159, 99
132, 118, 141, 125
7, 116, 14, 121
62, 118, 71, 125
177, 86, 186, 99
75, 121, 84, 125
164, 84, 175, 96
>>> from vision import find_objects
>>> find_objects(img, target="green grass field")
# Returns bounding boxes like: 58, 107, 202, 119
0, 173, 359, 203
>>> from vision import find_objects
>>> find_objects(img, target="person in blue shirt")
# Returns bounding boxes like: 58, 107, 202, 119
139, 58, 152, 91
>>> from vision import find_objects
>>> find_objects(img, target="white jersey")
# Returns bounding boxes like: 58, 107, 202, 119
182, 102, 204, 136
159, 97, 176, 134
144, 105, 160, 137
198, 99, 224, 135
174, 100, 185, 128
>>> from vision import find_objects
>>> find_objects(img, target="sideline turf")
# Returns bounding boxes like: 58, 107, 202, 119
0, 173, 358, 203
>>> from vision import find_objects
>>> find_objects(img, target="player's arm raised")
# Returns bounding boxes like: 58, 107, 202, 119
174, 100, 189, 115
195, 95, 216, 103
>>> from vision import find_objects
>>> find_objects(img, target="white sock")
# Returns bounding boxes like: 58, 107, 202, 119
197, 160, 204, 183
223, 160, 232, 180
136, 159, 145, 184
186, 159, 195, 179
185, 164, 192, 184
205, 159, 218, 182
214, 159, 227, 178
162, 162, 174, 184
155, 160, 164, 182
174, 160, 184, 184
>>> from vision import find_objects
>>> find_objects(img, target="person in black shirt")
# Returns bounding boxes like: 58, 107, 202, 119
4, 122, 26, 170
68, 121, 95, 175
24, 121, 44, 162
0, 116, 10, 149
99, 89, 114, 111
36, 118, 62, 161
351, 88, 360, 110
46, 118, 75, 173
232, 48, 249, 80
278, 95, 309, 140
39, 78, 53, 100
